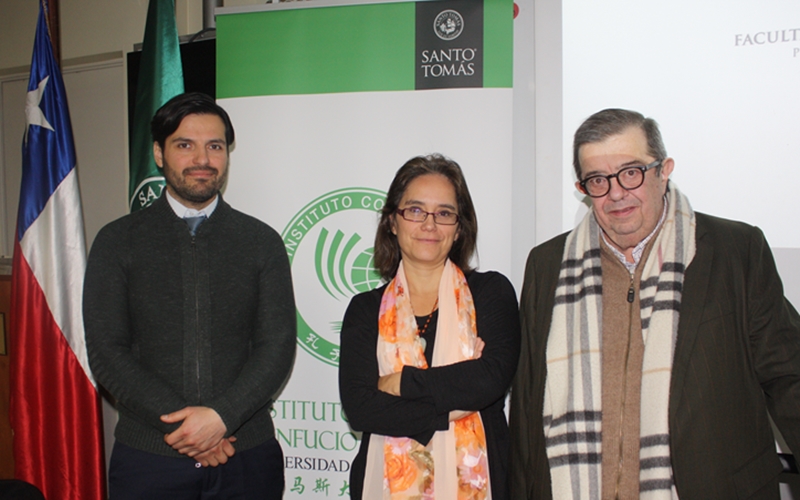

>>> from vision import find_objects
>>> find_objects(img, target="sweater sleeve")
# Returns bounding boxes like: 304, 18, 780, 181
83, 223, 188, 434
339, 290, 449, 445
206, 225, 297, 434
399, 271, 521, 414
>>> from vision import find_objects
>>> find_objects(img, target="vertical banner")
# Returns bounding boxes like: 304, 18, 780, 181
217, 0, 512, 497
128, 0, 184, 212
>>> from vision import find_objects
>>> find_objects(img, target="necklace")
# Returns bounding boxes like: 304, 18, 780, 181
417, 298, 439, 336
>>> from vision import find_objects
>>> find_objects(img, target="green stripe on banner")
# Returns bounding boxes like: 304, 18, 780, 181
484, 0, 513, 88
218, 0, 512, 97
217, 3, 416, 98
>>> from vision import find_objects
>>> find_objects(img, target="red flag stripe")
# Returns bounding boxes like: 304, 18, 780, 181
10, 241, 105, 499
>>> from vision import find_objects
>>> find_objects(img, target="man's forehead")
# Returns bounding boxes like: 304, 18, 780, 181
579, 127, 651, 173
169, 113, 226, 139
179, 112, 224, 127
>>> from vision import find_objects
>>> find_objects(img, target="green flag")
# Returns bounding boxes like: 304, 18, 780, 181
129, 0, 184, 212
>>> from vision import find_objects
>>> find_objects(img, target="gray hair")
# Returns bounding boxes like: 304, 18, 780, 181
572, 108, 667, 179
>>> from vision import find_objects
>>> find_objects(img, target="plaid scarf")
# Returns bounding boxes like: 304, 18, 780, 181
543, 184, 695, 499
362, 260, 491, 499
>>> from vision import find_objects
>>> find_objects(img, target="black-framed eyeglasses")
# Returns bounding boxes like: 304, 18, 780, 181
396, 207, 460, 225
578, 160, 662, 198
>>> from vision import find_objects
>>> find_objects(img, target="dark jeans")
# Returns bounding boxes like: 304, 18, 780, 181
0, 480, 46, 500
109, 437, 284, 499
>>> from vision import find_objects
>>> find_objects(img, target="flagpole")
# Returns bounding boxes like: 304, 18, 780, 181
40, 0, 60, 64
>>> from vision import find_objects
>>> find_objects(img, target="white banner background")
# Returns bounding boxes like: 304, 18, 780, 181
221, 86, 512, 498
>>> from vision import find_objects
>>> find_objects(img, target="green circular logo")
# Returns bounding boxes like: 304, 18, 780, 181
351, 248, 382, 292
282, 188, 386, 366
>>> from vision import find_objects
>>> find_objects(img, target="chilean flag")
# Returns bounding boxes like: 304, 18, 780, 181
9, 4, 106, 499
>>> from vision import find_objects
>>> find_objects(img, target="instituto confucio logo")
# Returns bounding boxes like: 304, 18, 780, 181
282, 188, 385, 366
434, 9, 464, 41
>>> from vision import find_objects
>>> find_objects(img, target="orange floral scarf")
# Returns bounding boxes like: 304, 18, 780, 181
363, 260, 492, 499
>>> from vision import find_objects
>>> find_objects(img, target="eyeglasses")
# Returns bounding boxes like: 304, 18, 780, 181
396, 207, 460, 225
578, 160, 662, 198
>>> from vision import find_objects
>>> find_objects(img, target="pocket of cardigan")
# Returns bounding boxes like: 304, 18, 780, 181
732, 444, 782, 499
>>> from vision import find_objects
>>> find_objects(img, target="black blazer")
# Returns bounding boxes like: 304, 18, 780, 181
509, 212, 800, 499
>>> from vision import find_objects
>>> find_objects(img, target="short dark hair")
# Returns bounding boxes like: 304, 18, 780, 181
151, 92, 235, 150
573, 108, 667, 179
374, 154, 478, 281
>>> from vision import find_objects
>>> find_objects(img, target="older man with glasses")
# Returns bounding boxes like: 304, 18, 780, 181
510, 108, 800, 500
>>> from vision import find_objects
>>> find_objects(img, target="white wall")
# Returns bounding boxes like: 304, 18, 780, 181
0, 0, 214, 69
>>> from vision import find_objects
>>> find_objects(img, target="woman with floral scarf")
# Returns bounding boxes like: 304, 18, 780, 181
339, 154, 520, 499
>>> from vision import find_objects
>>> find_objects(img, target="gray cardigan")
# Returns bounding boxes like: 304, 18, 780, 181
84, 195, 296, 457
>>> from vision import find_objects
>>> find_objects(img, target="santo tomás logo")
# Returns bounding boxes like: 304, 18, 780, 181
434, 9, 464, 41
282, 188, 385, 366
129, 176, 166, 211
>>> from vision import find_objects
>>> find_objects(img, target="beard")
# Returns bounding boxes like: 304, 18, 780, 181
163, 163, 228, 204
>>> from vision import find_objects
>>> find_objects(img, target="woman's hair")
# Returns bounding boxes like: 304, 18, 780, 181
373, 154, 478, 280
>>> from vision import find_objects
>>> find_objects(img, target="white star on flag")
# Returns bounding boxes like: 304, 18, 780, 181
25, 75, 54, 143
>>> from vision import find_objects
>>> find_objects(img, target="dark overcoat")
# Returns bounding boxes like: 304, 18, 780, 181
510, 213, 800, 499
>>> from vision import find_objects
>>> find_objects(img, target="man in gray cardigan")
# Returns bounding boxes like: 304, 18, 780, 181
84, 93, 296, 499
